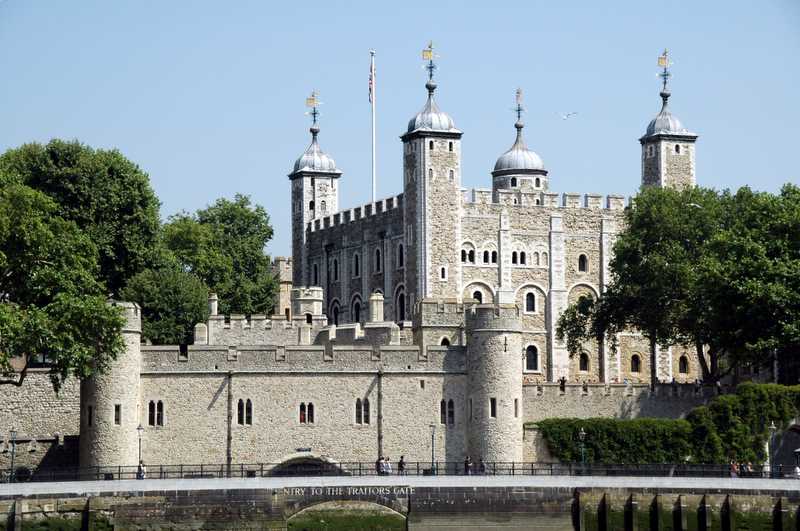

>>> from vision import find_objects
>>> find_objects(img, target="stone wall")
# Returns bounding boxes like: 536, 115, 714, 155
0, 371, 79, 442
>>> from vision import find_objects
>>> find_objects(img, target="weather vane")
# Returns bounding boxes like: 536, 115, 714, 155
422, 41, 437, 81
305, 90, 321, 125
514, 88, 525, 121
658, 49, 672, 93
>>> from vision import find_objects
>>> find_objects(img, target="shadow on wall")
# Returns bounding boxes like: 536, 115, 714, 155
773, 425, 800, 470
0, 435, 79, 481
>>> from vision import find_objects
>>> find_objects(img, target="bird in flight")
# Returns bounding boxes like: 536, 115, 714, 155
558, 112, 578, 120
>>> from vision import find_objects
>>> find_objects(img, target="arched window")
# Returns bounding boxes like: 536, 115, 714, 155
305, 313, 312, 324
447, 399, 455, 425
483, 250, 489, 263
578, 254, 588, 272
440, 337, 450, 346
299, 403, 306, 423
429, 140, 434, 150
245, 399, 252, 425
468, 250, 475, 263
309, 200, 315, 210
579, 353, 590, 372
307, 403, 314, 423
440, 266, 447, 280
520, 252, 526, 265
511, 177, 517, 187
333, 259, 339, 281
375, 248, 382, 273
535, 177, 541, 188
148, 401, 155, 426
332, 305, 340, 326
473, 291, 483, 304
535, 198, 541, 205
320, 200, 326, 212
440, 400, 446, 425
525, 293, 536, 313
542, 252, 548, 264
428, 168, 433, 179
534, 252, 540, 266
512, 251, 518, 264
461, 249, 467, 263
237, 399, 244, 425
353, 253, 360, 277
397, 244, 404, 268
156, 400, 164, 426
353, 301, 361, 323
396, 290, 406, 321
448, 141, 453, 152
313, 264, 319, 285
675, 144, 681, 154
363, 398, 370, 424
526, 346, 539, 371
355, 398, 363, 424
679, 356, 689, 374
449, 169, 454, 180
491, 251, 498, 264
631, 354, 641, 373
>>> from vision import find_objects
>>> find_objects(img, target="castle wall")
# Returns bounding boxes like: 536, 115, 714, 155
0, 371, 79, 441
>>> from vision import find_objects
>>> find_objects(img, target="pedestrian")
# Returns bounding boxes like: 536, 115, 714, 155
794, 464, 800, 479
136, 460, 146, 480
478, 458, 486, 475
464, 455, 472, 475
398, 456, 406, 476
385, 457, 393, 475
376, 456, 383, 475
716, 380, 722, 395
729, 461, 737, 478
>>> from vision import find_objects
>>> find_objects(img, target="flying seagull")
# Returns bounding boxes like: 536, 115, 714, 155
558, 112, 578, 120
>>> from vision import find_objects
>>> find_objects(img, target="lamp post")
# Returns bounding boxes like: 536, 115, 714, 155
9, 427, 17, 484
767, 420, 777, 477
578, 427, 586, 467
429, 423, 436, 475
137, 424, 144, 462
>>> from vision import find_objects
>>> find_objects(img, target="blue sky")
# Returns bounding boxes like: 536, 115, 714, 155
1, 1, 798, 255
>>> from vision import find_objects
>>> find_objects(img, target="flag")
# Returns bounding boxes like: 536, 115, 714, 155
369, 54, 375, 103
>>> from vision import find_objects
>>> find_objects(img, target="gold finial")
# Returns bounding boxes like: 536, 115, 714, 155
305, 90, 322, 126
658, 49, 672, 94
422, 41, 434, 61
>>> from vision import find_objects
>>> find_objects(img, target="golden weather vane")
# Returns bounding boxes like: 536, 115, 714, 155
422, 41, 437, 80
305, 90, 322, 124
658, 49, 673, 92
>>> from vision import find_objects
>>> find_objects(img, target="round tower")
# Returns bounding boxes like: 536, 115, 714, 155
79, 301, 142, 469
466, 304, 523, 463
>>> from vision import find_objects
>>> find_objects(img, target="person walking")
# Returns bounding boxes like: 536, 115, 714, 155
136, 461, 146, 480
376, 456, 383, 476
385, 457, 393, 475
398, 456, 406, 476
478, 458, 486, 475
464, 456, 472, 475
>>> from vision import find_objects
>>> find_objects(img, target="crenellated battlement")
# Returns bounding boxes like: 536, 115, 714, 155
465, 303, 522, 331
462, 189, 629, 210
110, 300, 141, 334
307, 193, 404, 233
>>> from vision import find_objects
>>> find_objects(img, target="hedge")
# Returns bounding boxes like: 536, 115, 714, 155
534, 383, 800, 464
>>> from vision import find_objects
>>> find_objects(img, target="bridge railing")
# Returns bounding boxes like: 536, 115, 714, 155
1, 462, 789, 483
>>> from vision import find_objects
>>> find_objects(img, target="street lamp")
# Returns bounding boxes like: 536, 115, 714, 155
9, 427, 17, 484
137, 424, 144, 462
767, 420, 777, 477
578, 427, 586, 466
429, 423, 436, 475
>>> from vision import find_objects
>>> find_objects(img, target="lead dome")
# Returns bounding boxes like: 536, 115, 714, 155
406, 81, 459, 135
292, 125, 341, 175
493, 121, 545, 173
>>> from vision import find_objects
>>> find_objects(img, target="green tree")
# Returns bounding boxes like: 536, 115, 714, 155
0, 139, 161, 295
122, 267, 210, 345
163, 194, 276, 315
0, 183, 124, 390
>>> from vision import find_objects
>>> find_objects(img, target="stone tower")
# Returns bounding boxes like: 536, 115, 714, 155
640, 51, 697, 189
79, 301, 142, 469
402, 46, 463, 305
289, 102, 341, 287
466, 304, 523, 463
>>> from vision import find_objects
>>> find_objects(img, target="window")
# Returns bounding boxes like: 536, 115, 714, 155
353, 253, 360, 277
285, 308, 291, 320
440, 400, 446, 425
468, 250, 475, 263
245, 399, 252, 425
512, 252, 518, 264
353, 301, 361, 323
114, 404, 121, 425
397, 244, 404, 268
320, 200, 326, 212
300, 403, 306, 423
461, 249, 467, 263
473, 291, 482, 304
420, 379, 425, 389
156, 401, 164, 426
332, 305, 340, 326
440, 266, 447, 280
483, 251, 489, 263
520, 252, 526, 265
675, 144, 681, 154
631, 354, 641, 373
355, 398, 363, 424
148, 401, 155, 426
579, 353, 589, 372
535, 198, 541, 205
375, 248, 382, 273
447, 399, 455, 425
333, 259, 339, 281
300, 402, 314, 424
469, 399, 473, 421
542, 252, 548, 264
578, 254, 588, 272
534, 252, 540, 266
490, 398, 497, 418
238, 399, 245, 425
525, 293, 536, 313
429, 140, 434, 150
428, 168, 433, 179
440, 337, 450, 346
511, 177, 517, 187
448, 141, 453, 152
397, 291, 406, 321
87, 405, 93, 427
309, 200, 315, 210
305, 313, 312, 324
535, 177, 541, 188
313, 263, 319, 285
679, 356, 689, 374
449, 169, 454, 180
363, 398, 370, 424
526, 345, 539, 371
491, 251, 498, 264
514, 398, 519, 418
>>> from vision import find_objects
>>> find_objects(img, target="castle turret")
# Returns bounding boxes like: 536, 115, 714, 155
402, 43, 463, 305
289, 93, 342, 287
80, 301, 142, 469
466, 304, 523, 463
640, 50, 697, 189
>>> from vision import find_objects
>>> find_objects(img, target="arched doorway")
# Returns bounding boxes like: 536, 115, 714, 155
269, 456, 345, 477
287, 501, 406, 530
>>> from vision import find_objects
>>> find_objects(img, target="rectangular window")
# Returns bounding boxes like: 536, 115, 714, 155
514, 399, 519, 418
490, 398, 497, 418
87, 405, 93, 427
114, 404, 121, 425
469, 399, 473, 421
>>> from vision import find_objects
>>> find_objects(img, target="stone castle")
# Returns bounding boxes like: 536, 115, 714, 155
1, 52, 713, 475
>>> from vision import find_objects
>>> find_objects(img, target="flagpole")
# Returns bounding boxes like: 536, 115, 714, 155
370, 50, 376, 203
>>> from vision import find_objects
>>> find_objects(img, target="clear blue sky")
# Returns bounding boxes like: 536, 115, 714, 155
2, 1, 798, 255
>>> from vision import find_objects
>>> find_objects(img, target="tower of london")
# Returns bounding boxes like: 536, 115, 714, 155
2, 51, 712, 474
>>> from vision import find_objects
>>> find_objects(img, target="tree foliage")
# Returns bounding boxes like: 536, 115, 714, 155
0, 139, 161, 295
0, 183, 124, 390
163, 194, 276, 315
557, 184, 800, 382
